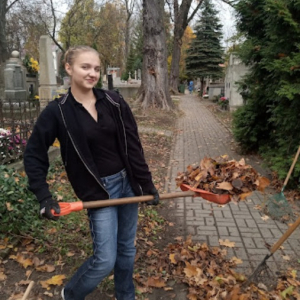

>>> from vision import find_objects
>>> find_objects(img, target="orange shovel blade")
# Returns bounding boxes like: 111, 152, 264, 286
180, 184, 231, 204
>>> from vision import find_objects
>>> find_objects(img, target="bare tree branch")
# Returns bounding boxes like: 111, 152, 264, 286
187, 0, 204, 24
165, 0, 174, 23
6, 0, 19, 13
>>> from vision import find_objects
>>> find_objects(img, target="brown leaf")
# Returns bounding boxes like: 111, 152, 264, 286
40, 274, 66, 289
239, 192, 252, 200
9, 253, 33, 269
184, 261, 202, 278
169, 253, 177, 264
230, 256, 243, 265
36, 264, 56, 273
33, 257, 44, 267
219, 239, 235, 248
216, 182, 233, 191
6, 202, 13, 211
146, 276, 166, 288
261, 215, 269, 221
187, 293, 198, 300
256, 176, 270, 192
0, 271, 7, 281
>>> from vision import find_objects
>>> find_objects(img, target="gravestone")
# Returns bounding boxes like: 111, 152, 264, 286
4, 51, 27, 102
25, 72, 39, 98
39, 35, 57, 109
2, 51, 28, 115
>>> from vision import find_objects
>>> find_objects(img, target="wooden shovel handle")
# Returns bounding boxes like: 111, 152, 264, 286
271, 215, 300, 254
283, 145, 300, 187
53, 191, 195, 216
21, 281, 34, 300
82, 191, 195, 209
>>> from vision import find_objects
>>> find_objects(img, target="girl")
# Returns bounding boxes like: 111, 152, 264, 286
24, 45, 159, 300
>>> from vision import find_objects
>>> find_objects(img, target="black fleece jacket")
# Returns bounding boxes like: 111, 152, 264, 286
24, 88, 155, 203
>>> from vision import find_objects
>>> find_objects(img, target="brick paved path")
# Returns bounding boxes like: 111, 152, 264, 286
167, 94, 300, 276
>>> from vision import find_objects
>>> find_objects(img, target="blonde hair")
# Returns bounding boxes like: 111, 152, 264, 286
63, 46, 100, 66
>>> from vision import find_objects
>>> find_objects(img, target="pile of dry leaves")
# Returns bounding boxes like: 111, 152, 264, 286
134, 236, 300, 300
175, 155, 270, 203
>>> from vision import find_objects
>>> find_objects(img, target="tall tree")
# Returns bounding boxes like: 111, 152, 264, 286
59, 1, 126, 70
233, 0, 300, 180
169, 0, 204, 92
0, 0, 20, 63
185, 0, 223, 92
59, 0, 96, 50
6, 5, 48, 59
168, 0, 236, 92
131, 15, 143, 71
122, 0, 135, 64
137, 0, 173, 110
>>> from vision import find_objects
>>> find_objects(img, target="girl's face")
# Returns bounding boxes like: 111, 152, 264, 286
65, 51, 100, 90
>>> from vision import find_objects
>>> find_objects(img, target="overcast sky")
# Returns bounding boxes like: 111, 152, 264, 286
216, 0, 237, 47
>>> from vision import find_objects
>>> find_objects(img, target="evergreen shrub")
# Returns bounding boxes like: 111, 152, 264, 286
0, 166, 42, 237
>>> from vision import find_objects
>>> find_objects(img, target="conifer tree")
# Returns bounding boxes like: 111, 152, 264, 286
233, 0, 300, 180
185, 0, 223, 92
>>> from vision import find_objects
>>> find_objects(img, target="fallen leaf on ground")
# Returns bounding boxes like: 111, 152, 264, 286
9, 253, 33, 269
230, 257, 243, 265
40, 274, 66, 289
219, 239, 235, 248
282, 255, 290, 261
0, 271, 7, 281
36, 264, 56, 273
146, 276, 166, 288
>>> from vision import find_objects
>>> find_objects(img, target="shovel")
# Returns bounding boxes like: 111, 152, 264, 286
53, 184, 231, 216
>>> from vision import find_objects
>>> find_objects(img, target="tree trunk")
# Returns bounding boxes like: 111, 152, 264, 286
137, 0, 173, 110
169, 29, 183, 93
201, 77, 205, 95
0, 0, 8, 63
124, 17, 130, 64
169, 0, 204, 92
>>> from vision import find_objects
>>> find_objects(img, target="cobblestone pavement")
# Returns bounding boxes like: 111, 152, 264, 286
166, 93, 300, 277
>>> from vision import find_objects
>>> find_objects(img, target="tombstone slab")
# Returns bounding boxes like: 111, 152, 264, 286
38, 35, 57, 109
4, 51, 27, 101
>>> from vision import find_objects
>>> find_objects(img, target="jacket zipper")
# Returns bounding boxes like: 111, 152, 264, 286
105, 93, 128, 155
105, 93, 144, 195
58, 103, 109, 196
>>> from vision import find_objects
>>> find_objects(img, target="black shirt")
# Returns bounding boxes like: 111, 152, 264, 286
71, 93, 125, 177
